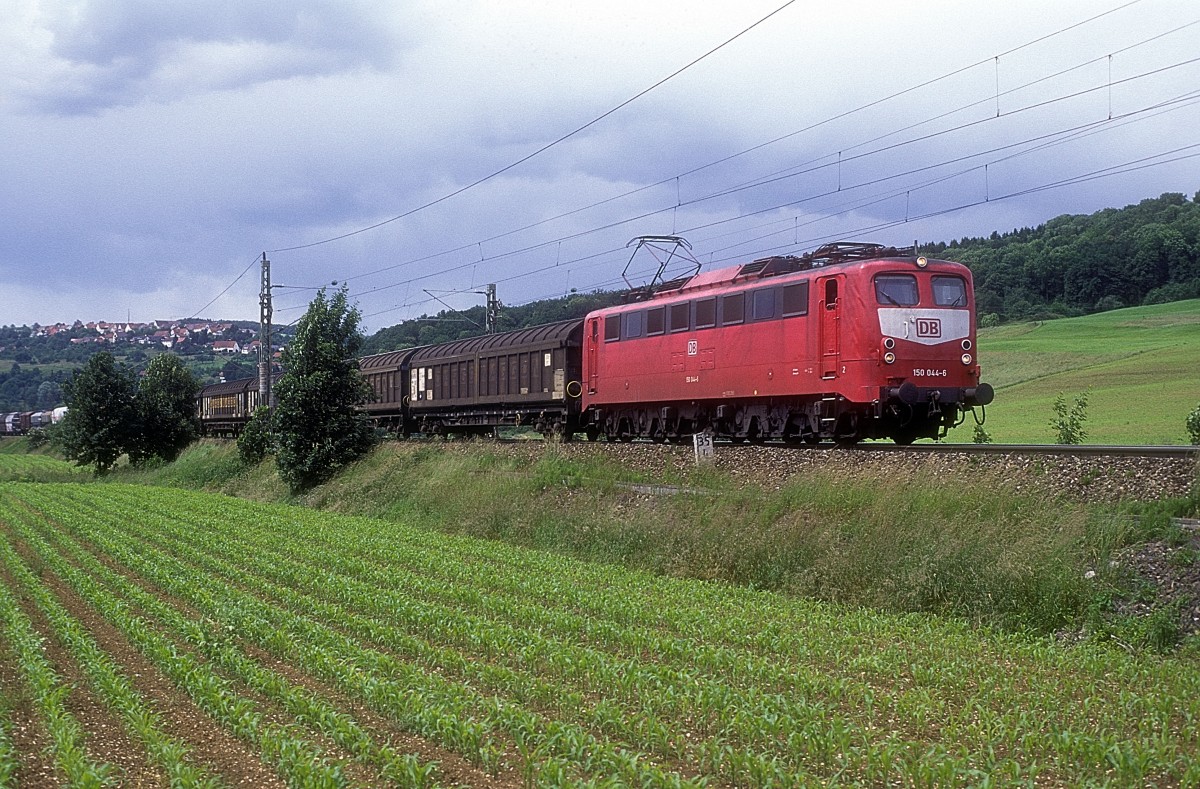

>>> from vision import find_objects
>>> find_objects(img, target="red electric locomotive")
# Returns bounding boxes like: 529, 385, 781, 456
580, 242, 993, 444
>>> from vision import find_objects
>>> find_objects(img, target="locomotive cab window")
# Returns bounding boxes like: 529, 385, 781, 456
781, 281, 809, 317
875, 274, 919, 306
646, 307, 665, 335
669, 302, 690, 333
694, 298, 716, 329
721, 293, 745, 325
932, 275, 967, 307
604, 315, 621, 342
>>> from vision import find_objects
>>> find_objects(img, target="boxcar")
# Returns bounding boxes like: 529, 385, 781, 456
196, 377, 269, 437
405, 319, 584, 438
358, 347, 418, 432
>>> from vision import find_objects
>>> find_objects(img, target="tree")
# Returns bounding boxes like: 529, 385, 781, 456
35, 379, 63, 409
131, 353, 200, 465
55, 352, 139, 475
273, 287, 376, 493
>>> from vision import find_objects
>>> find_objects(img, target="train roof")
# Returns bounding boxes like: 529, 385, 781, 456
198, 375, 276, 396
359, 348, 418, 371
409, 318, 582, 363
630, 242, 928, 301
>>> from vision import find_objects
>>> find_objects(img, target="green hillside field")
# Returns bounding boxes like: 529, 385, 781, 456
945, 299, 1200, 445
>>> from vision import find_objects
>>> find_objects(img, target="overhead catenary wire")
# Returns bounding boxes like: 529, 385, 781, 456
265, 2, 1195, 325
330, 0, 1169, 291
190, 1, 1175, 324
267, 0, 800, 255
352, 133, 1200, 323
307, 68, 1200, 318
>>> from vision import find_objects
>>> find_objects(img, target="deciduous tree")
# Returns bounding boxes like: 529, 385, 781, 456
273, 287, 376, 493
55, 352, 139, 475
132, 353, 200, 465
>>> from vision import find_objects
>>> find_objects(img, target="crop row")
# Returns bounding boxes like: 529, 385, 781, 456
3, 481, 1200, 787
0, 531, 225, 788
20, 491, 710, 785
0, 453, 81, 480
2, 495, 450, 788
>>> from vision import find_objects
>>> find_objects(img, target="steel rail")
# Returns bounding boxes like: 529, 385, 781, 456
842, 443, 1199, 459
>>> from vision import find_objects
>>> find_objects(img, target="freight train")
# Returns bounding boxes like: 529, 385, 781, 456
0, 407, 67, 437
197, 243, 993, 445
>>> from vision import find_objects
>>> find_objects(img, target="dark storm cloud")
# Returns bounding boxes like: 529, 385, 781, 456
2, 1, 1197, 328
22, 0, 417, 116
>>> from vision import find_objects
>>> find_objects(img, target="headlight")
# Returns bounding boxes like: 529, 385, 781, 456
916, 256, 928, 268
961, 353, 973, 365
884, 352, 896, 364
961, 339, 972, 351
883, 337, 896, 349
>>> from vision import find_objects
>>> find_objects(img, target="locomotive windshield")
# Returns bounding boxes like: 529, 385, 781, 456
875, 274, 919, 306
932, 276, 967, 307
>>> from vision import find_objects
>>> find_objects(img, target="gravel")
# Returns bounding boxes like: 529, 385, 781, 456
510, 441, 1199, 504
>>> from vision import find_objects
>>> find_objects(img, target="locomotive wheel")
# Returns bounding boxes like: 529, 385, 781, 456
585, 427, 600, 442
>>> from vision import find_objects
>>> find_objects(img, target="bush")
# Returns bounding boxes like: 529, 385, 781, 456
978, 312, 1001, 328
1050, 391, 1089, 444
1187, 404, 1200, 445
972, 423, 992, 444
237, 409, 274, 465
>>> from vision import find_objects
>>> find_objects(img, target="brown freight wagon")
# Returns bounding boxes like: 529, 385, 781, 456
405, 319, 585, 439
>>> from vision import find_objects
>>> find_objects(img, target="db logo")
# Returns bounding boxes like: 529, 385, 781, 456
687, 340, 698, 356
916, 318, 942, 338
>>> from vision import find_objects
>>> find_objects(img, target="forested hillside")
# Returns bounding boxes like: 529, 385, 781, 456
930, 192, 1200, 324
364, 192, 1200, 351
360, 290, 628, 354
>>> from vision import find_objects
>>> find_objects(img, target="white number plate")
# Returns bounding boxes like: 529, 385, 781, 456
913, 368, 948, 377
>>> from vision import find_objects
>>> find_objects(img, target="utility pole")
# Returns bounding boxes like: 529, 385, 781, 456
258, 253, 273, 410
485, 283, 498, 334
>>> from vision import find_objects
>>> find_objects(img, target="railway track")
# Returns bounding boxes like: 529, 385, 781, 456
491, 435, 1198, 460
840, 442, 1199, 459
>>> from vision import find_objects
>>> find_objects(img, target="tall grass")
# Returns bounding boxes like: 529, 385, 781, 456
302, 443, 1161, 635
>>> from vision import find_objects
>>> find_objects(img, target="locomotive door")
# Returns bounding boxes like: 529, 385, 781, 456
819, 276, 840, 379
586, 317, 600, 394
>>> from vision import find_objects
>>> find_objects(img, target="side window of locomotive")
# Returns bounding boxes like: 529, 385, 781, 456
721, 293, 745, 325
874, 274, 919, 306
604, 315, 621, 342
932, 275, 967, 307
781, 281, 809, 316
694, 298, 716, 329
669, 302, 690, 333
624, 311, 643, 339
752, 288, 775, 321
646, 307, 665, 335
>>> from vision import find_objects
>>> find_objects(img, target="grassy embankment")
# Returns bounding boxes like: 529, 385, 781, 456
945, 298, 1200, 444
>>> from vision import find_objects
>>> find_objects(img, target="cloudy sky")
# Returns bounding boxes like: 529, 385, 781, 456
2, 0, 1198, 332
